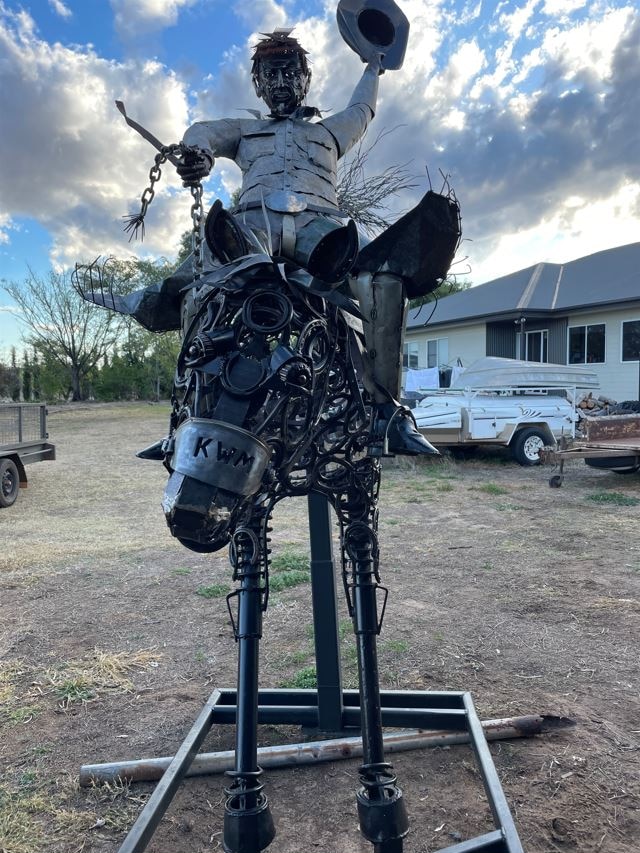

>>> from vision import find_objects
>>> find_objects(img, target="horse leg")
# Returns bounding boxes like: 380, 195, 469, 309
223, 526, 275, 853
342, 516, 409, 853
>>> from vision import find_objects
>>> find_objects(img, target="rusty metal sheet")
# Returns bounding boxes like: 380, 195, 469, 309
582, 414, 640, 444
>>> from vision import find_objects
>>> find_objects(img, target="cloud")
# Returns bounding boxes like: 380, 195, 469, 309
0, 213, 12, 244
2, 0, 639, 290
0, 4, 192, 269
110, 0, 199, 38
160, 0, 640, 282
48, 0, 72, 19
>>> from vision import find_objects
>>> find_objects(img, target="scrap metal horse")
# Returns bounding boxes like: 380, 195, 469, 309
76, 7, 460, 849
77, 224, 413, 850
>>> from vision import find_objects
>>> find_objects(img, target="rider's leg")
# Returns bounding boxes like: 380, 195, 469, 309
349, 272, 438, 456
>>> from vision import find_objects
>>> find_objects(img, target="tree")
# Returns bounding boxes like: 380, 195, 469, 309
2, 269, 120, 401
408, 277, 471, 311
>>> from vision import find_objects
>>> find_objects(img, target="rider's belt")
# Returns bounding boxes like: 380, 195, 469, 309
239, 192, 348, 218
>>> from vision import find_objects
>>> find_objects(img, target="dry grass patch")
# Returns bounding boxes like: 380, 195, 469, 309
0, 775, 96, 853
34, 648, 162, 708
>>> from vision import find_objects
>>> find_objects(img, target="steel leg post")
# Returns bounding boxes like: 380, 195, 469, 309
346, 523, 409, 852
223, 532, 275, 853
308, 491, 344, 732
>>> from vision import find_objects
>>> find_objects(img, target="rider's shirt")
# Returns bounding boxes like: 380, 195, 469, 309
182, 64, 379, 217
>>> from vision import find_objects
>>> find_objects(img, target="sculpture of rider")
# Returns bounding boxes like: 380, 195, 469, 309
175, 28, 442, 456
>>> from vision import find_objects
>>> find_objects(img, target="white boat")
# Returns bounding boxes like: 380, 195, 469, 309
450, 357, 599, 390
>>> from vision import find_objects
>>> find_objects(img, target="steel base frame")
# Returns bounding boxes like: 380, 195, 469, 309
116, 687, 522, 853
104, 495, 524, 853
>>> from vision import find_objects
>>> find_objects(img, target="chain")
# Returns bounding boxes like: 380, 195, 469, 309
190, 182, 204, 280
124, 142, 204, 280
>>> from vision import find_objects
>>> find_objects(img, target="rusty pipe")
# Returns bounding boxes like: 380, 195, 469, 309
79, 714, 572, 787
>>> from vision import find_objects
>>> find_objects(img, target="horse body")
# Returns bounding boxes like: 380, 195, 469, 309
153, 254, 408, 851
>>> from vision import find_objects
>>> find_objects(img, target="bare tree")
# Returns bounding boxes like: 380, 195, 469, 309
337, 127, 418, 236
2, 269, 120, 401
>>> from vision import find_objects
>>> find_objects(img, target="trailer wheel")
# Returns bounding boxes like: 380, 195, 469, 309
511, 428, 546, 466
0, 459, 19, 508
585, 456, 640, 474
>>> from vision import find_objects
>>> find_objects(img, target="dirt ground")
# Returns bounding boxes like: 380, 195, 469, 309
1, 402, 639, 853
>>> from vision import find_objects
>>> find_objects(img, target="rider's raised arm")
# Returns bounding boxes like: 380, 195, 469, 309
319, 59, 381, 159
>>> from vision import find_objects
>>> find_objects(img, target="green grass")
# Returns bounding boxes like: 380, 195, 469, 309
195, 584, 229, 599
271, 549, 309, 573
285, 649, 311, 665
436, 482, 454, 493
7, 705, 41, 725
586, 492, 640, 507
171, 567, 191, 576
381, 639, 409, 654
279, 666, 318, 689
472, 483, 509, 496
269, 570, 310, 591
54, 678, 96, 704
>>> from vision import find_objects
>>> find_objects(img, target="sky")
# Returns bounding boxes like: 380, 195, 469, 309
0, 0, 638, 354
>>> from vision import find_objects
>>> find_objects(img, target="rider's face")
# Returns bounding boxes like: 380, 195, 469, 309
257, 56, 309, 115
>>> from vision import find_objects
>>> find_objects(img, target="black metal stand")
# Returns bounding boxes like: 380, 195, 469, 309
105, 493, 524, 853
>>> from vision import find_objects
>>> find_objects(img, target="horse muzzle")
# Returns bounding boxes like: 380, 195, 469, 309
162, 418, 272, 552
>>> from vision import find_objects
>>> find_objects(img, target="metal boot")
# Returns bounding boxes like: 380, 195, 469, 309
350, 271, 438, 456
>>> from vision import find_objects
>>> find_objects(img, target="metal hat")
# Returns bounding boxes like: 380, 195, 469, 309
337, 0, 409, 70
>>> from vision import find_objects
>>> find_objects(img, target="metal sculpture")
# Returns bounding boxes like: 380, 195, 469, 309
77, 3, 464, 851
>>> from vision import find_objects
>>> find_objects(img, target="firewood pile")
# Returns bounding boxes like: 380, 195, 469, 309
576, 392, 617, 416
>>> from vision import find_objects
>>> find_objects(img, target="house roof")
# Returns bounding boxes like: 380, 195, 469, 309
407, 241, 640, 330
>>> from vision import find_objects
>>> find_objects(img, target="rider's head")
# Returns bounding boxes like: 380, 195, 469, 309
252, 29, 311, 117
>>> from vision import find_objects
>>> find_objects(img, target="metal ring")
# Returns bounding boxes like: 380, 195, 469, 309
220, 352, 268, 397
296, 319, 330, 372
242, 290, 293, 334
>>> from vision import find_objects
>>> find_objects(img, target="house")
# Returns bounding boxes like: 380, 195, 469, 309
403, 242, 640, 401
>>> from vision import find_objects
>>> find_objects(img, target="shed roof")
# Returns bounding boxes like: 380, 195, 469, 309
407, 241, 640, 330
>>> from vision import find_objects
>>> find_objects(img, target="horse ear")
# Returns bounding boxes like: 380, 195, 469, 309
336, 0, 410, 71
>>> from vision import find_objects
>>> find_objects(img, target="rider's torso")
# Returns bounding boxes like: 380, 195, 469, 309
235, 118, 340, 212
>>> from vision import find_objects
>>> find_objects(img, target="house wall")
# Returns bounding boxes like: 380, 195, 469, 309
404, 322, 487, 370
486, 318, 568, 363
568, 305, 640, 401
405, 303, 640, 400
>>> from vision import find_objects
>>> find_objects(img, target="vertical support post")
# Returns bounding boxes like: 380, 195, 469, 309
223, 531, 275, 853
345, 523, 408, 852
17, 405, 23, 443
307, 491, 344, 732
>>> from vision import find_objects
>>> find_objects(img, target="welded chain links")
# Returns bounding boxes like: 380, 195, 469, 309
189, 181, 204, 280
125, 143, 204, 280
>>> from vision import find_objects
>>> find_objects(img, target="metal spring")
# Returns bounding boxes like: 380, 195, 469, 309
359, 761, 398, 792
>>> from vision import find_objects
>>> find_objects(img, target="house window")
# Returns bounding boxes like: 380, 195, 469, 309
622, 319, 640, 362
403, 341, 419, 369
516, 330, 548, 362
427, 338, 448, 368
568, 324, 605, 364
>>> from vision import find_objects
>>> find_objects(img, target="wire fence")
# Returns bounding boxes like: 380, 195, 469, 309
0, 404, 46, 447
